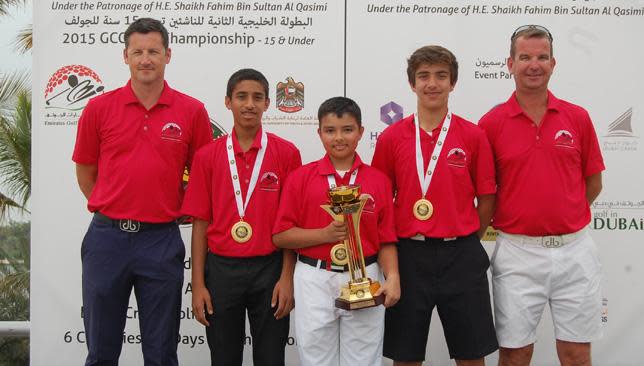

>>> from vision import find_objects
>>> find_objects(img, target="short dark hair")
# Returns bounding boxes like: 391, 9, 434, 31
124, 18, 169, 49
317, 97, 362, 127
226, 68, 270, 98
407, 45, 458, 86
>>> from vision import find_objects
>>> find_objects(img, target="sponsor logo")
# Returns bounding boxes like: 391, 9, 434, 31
43, 65, 105, 127
276, 77, 304, 113
603, 108, 638, 152
45, 64, 104, 111
380, 101, 404, 125
592, 202, 644, 231
554, 129, 574, 147
446, 148, 467, 167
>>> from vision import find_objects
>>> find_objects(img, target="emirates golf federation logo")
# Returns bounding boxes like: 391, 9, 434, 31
446, 148, 467, 167
276, 77, 304, 113
45, 65, 105, 111
554, 130, 574, 147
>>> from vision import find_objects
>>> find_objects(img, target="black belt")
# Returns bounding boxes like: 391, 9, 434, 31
298, 254, 378, 273
93, 212, 177, 233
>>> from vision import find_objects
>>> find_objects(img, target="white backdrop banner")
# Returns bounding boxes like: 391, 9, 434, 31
32, 0, 644, 365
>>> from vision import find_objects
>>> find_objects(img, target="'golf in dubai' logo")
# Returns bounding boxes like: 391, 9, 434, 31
603, 108, 638, 152
276, 77, 304, 113
45, 65, 105, 111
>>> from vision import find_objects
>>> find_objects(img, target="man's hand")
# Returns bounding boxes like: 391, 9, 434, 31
271, 275, 295, 320
374, 274, 400, 308
320, 221, 348, 243
192, 285, 214, 326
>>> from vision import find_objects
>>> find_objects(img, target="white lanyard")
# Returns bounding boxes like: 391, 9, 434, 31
227, 131, 267, 219
414, 112, 452, 198
327, 168, 358, 189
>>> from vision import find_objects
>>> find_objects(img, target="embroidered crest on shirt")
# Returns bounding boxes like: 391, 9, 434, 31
259, 171, 279, 191
554, 130, 574, 148
161, 122, 182, 141
446, 148, 467, 167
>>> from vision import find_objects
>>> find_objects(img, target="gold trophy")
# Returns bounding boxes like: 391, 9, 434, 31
321, 185, 384, 310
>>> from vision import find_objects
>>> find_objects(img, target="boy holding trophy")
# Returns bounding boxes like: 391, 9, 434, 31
372, 46, 499, 365
273, 97, 400, 366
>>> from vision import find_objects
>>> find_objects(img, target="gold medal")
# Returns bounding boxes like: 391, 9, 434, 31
413, 198, 433, 220
231, 220, 252, 243
330, 243, 349, 266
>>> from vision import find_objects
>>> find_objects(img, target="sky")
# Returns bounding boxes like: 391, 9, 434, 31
0, 3, 32, 72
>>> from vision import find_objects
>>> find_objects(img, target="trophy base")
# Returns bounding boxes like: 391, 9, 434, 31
334, 279, 385, 310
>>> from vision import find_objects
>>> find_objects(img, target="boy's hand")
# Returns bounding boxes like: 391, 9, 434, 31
272, 275, 295, 319
321, 220, 348, 243
192, 285, 214, 326
374, 274, 400, 308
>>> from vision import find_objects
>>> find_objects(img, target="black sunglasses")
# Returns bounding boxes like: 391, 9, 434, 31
511, 25, 553, 41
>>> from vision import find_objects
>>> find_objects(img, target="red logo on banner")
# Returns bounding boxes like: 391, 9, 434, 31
45, 65, 105, 111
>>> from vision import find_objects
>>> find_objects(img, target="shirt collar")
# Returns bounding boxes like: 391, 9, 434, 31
507, 90, 561, 117
401, 113, 448, 138
317, 153, 364, 177
232, 127, 264, 155
121, 80, 174, 106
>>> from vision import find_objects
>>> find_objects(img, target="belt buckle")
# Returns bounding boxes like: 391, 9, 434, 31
541, 236, 562, 248
119, 219, 141, 233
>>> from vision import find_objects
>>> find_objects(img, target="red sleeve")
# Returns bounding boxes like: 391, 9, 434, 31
181, 148, 213, 221
72, 99, 100, 164
580, 111, 605, 177
377, 175, 397, 244
371, 130, 396, 192
187, 106, 213, 168
472, 127, 496, 196
273, 169, 303, 235
287, 147, 303, 176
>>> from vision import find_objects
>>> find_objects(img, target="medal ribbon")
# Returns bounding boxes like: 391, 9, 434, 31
326, 168, 358, 189
227, 131, 268, 220
414, 112, 452, 198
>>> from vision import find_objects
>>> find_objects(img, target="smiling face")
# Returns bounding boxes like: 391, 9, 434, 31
123, 32, 171, 87
411, 62, 454, 113
225, 80, 270, 131
508, 36, 556, 94
318, 112, 364, 169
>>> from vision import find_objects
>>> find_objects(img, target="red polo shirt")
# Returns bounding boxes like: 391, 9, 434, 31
371, 114, 495, 238
273, 154, 397, 261
478, 91, 605, 235
72, 80, 213, 222
182, 128, 301, 257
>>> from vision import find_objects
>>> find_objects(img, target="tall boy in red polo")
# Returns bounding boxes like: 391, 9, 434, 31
72, 18, 213, 366
273, 96, 400, 366
182, 68, 301, 366
372, 45, 498, 365
479, 25, 604, 366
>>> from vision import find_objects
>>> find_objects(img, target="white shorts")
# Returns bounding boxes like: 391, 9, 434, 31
491, 228, 603, 348
293, 260, 385, 366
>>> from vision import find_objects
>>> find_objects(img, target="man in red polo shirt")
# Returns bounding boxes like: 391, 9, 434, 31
182, 68, 301, 365
272, 97, 400, 366
72, 18, 213, 366
479, 25, 604, 366
372, 45, 498, 365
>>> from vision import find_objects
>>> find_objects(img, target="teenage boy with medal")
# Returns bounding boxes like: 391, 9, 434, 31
372, 46, 499, 365
272, 97, 400, 366
181, 69, 301, 365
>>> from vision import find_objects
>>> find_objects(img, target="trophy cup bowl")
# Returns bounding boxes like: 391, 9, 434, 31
322, 185, 384, 310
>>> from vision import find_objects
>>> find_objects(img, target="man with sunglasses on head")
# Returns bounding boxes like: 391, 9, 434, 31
479, 25, 604, 366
